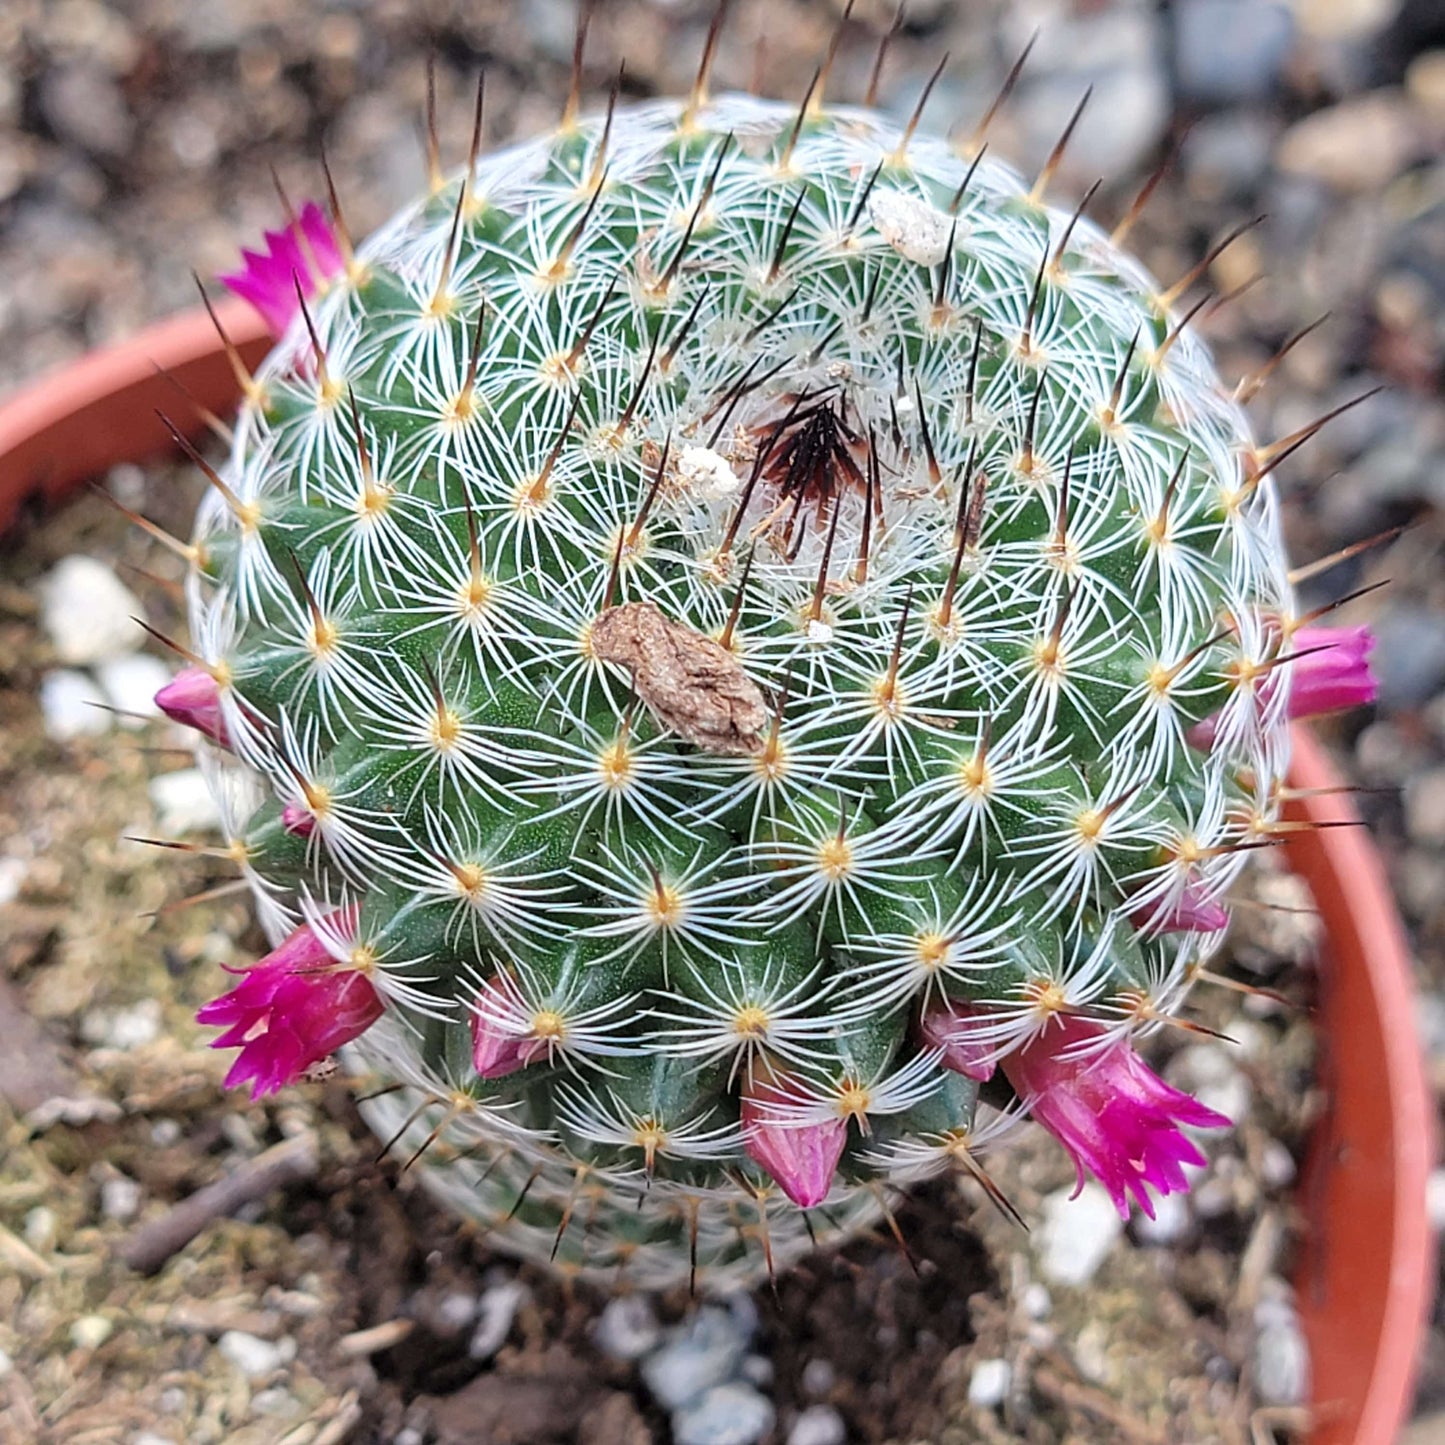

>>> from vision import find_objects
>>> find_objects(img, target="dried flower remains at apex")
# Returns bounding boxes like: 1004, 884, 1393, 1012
154, 10, 1382, 1289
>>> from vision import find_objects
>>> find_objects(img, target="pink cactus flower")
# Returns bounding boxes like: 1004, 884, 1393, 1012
1001, 1014, 1230, 1219
918, 998, 997, 1081
154, 665, 229, 748
1131, 883, 1230, 935
740, 1060, 847, 1208
196, 911, 380, 1099
281, 801, 317, 838
1286, 625, 1378, 718
468, 976, 542, 1080
220, 200, 345, 335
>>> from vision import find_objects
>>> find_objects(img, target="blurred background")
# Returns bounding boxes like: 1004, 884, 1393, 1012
0, 1, 1442, 1442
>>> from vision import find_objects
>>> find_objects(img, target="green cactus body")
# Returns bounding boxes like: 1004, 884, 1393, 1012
188, 93, 1293, 1288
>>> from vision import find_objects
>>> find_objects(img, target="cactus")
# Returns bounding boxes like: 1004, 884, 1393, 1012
161, 39, 1378, 1291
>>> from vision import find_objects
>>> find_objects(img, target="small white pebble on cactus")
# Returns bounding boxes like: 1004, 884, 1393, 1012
153, 6, 1381, 1289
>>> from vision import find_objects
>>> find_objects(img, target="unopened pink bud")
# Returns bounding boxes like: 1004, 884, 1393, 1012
1131, 884, 1229, 935
281, 802, 316, 837
1287, 625, 1378, 718
468, 978, 538, 1080
918, 998, 998, 1081
1189, 623, 1379, 751
740, 1061, 847, 1208
155, 666, 229, 748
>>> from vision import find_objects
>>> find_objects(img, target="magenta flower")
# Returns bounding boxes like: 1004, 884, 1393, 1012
154, 665, 229, 748
220, 200, 345, 336
1286, 625, 1378, 718
740, 1061, 847, 1208
918, 997, 998, 1081
1001, 1014, 1229, 1219
196, 910, 381, 1099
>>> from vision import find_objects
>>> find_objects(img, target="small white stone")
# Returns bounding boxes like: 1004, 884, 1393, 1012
469, 1282, 526, 1360
1254, 1315, 1309, 1406
132, 1434, 173, 1445
1021, 1283, 1052, 1320
84, 998, 162, 1051
1259, 1138, 1297, 1190
100, 1174, 143, 1223
70, 1314, 114, 1350
218, 1330, 292, 1379
967, 1358, 1012, 1409
642, 1307, 749, 1410
787, 1403, 846, 1445
40, 669, 110, 741
867, 189, 953, 266
1073, 1321, 1114, 1385
437, 1291, 480, 1332
673, 1381, 775, 1445
595, 1294, 661, 1361
149, 767, 223, 835
0, 1347, 11, 1377
96, 653, 171, 728
1037, 1183, 1124, 1287
250, 1387, 302, 1418
0, 856, 26, 907
677, 445, 741, 499
39, 557, 144, 666
24, 1206, 56, 1250
741, 1354, 773, 1387
800, 1358, 835, 1397
151, 1118, 183, 1147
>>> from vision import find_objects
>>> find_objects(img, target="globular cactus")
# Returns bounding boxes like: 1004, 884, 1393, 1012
157, 26, 1377, 1290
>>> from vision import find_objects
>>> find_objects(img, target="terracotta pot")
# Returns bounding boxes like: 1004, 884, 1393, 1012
0, 307, 1435, 1444
0, 298, 268, 533
1284, 732, 1436, 1445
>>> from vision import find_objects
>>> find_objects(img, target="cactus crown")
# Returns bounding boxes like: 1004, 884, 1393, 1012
182, 81, 1301, 1288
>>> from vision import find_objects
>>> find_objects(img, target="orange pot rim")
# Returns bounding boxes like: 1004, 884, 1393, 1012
0, 307, 1435, 1445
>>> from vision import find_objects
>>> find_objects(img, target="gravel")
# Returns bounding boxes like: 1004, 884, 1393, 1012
787, 1403, 848, 1445
673, 1381, 776, 1445
147, 765, 224, 835
594, 1293, 662, 1361
467, 1281, 525, 1360
39, 668, 110, 741
966, 1358, 1013, 1409
641, 1305, 754, 1411
1036, 1182, 1125, 1288
38, 557, 143, 667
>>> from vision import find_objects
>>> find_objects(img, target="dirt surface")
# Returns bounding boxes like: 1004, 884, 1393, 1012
2, 2, 1444, 1443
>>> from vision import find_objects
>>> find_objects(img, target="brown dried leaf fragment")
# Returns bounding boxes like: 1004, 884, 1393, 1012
590, 601, 769, 756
